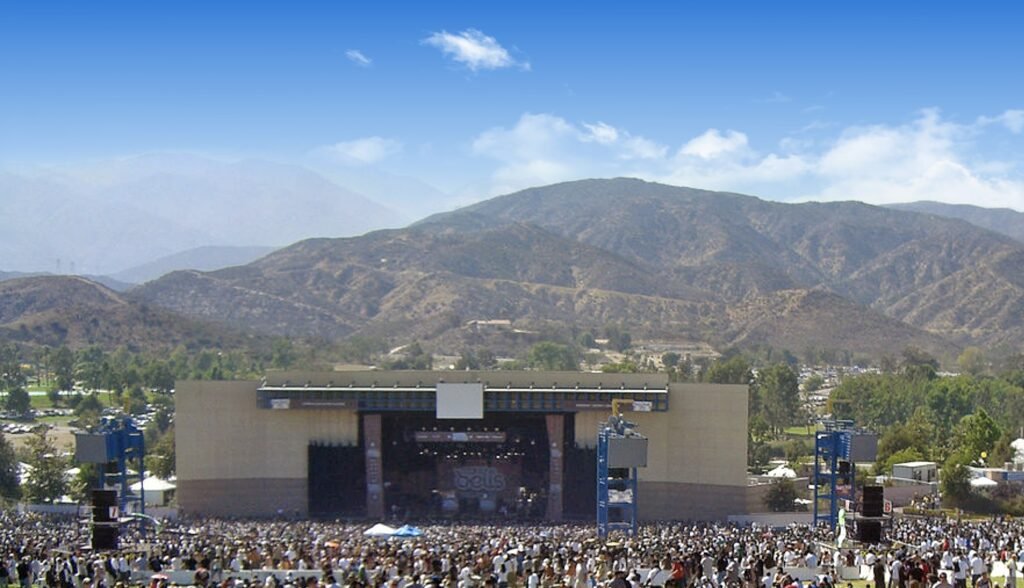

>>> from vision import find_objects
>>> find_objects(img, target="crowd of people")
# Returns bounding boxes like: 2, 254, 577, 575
0, 511, 1021, 588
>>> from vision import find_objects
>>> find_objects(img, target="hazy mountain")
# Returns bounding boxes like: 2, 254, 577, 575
0, 154, 403, 275
129, 178, 1024, 360
314, 166, 454, 222
0, 271, 40, 282
0, 276, 255, 351
111, 245, 279, 285
1, 270, 134, 293
0, 171, 215, 276
888, 201, 1024, 244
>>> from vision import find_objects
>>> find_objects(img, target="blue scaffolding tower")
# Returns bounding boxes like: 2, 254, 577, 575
76, 415, 146, 516
813, 419, 855, 529
597, 404, 647, 538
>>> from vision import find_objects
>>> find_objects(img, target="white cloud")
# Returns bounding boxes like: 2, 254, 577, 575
423, 29, 528, 71
467, 109, 1024, 210
318, 137, 402, 166
345, 49, 372, 67
812, 109, 1024, 207
581, 122, 619, 144
679, 129, 749, 160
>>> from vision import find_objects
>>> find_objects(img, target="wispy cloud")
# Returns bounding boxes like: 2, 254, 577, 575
423, 29, 529, 72
316, 137, 402, 165
977, 109, 1024, 134
467, 109, 1024, 210
345, 49, 372, 68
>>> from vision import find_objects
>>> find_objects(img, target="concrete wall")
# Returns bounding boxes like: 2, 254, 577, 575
629, 383, 749, 519
175, 380, 358, 516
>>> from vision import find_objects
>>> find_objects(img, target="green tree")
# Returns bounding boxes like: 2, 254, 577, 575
1, 345, 30, 415
527, 342, 578, 371
0, 433, 20, 501
577, 332, 597, 349
75, 345, 106, 392
603, 325, 632, 352
601, 360, 641, 373
52, 345, 76, 391
661, 352, 681, 369
704, 356, 752, 385
147, 430, 176, 479
748, 415, 772, 469
957, 347, 987, 377
940, 460, 972, 501
902, 346, 940, 370
124, 386, 148, 415
763, 478, 799, 512
902, 346, 939, 380
143, 362, 175, 393
270, 338, 297, 370
68, 463, 98, 502
454, 351, 480, 370
803, 374, 825, 393
784, 439, 809, 465
74, 392, 103, 417
877, 405, 936, 455
755, 364, 801, 436
46, 387, 62, 407
3, 388, 30, 416
953, 408, 1002, 465
23, 428, 68, 503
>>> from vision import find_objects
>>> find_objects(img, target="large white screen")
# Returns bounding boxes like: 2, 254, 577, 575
436, 383, 484, 419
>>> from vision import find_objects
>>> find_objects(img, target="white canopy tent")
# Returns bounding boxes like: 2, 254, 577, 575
766, 465, 797, 478
970, 476, 998, 489
363, 523, 397, 537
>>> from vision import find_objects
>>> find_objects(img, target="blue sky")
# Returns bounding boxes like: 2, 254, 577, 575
3, 1, 1024, 209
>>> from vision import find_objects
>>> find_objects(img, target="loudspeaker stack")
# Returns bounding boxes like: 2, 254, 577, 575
857, 485, 885, 544
91, 489, 119, 550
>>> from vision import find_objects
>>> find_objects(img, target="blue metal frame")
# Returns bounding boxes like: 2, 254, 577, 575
813, 420, 854, 529
597, 420, 639, 538
94, 416, 146, 516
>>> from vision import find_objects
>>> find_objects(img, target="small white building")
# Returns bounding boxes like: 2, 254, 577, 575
892, 461, 937, 483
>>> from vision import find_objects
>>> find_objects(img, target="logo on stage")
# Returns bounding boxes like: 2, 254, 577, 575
454, 466, 506, 494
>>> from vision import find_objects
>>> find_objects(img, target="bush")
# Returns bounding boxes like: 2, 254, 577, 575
764, 478, 800, 512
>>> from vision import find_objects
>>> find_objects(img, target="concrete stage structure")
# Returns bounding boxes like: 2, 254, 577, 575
176, 371, 748, 520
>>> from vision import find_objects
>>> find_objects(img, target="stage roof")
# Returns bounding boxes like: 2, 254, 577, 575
257, 370, 669, 412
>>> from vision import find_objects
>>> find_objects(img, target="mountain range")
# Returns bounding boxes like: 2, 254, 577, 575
122, 179, 1024, 360
5, 178, 1024, 363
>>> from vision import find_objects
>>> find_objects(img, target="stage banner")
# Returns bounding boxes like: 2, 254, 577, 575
363, 414, 384, 518
438, 461, 520, 499
546, 414, 564, 521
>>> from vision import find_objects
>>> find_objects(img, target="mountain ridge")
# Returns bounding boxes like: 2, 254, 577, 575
887, 200, 1024, 244
125, 178, 1024, 360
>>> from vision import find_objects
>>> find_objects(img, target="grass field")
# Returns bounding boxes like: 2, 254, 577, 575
28, 390, 121, 410
784, 425, 821, 437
